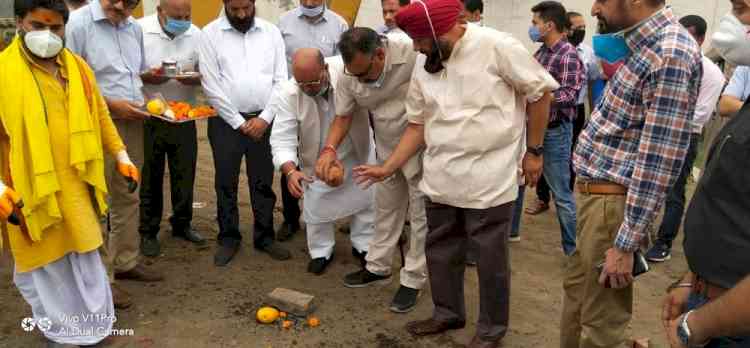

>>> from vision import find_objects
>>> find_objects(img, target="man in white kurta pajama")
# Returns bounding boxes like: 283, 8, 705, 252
268, 49, 375, 274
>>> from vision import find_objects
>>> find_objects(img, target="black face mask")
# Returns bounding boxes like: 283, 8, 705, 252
569, 29, 586, 46
227, 14, 254, 33
424, 39, 445, 74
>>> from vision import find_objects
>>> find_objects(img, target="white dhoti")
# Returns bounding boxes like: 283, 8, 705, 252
14, 250, 114, 346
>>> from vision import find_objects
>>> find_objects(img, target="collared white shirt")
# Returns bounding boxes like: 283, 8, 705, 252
199, 16, 287, 129
407, 24, 559, 209
693, 56, 725, 134
278, 8, 348, 76
139, 14, 201, 103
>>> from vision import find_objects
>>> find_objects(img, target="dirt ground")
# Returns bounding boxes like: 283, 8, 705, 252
0, 122, 691, 348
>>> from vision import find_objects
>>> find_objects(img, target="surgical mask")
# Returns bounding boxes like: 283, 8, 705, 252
569, 29, 585, 47
528, 25, 543, 43
592, 32, 630, 80
315, 83, 330, 97
712, 12, 750, 66
22, 29, 63, 59
300, 5, 325, 18
164, 17, 191, 36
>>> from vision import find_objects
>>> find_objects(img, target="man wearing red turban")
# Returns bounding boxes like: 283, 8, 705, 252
356, 1, 561, 347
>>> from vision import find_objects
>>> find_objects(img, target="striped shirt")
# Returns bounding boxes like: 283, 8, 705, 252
573, 7, 703, 252
534, 39, 584, 123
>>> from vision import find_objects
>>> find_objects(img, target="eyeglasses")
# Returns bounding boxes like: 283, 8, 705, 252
111, 0, 140, 9
343, 56, 375, 78
297, 71, 326, 88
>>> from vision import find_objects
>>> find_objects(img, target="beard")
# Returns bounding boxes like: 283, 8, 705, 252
423, 38, 452, 74
227, 11, 255, 33
597, 0, 631, 34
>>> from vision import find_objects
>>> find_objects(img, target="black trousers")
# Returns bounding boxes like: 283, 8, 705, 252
280, 175, 301, 227
139, 118, 198, 237
208, 114, 276, 249
425, 200, 512, 340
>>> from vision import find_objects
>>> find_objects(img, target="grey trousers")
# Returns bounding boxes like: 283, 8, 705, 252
425, 200, 512, 341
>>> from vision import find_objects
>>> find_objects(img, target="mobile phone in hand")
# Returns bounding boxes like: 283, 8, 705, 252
596, 250, 650, 288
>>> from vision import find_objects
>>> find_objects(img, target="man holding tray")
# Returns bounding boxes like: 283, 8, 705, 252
137, 0, 206, 257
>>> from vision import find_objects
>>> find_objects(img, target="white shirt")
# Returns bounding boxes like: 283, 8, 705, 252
278, 8, 348, 76
407, 25, 559, 209
138, 14, 201, 103
199, 16, 288, 128
693, 56, 725, 134
270, 58, 375, 223
576, 43, 601, 105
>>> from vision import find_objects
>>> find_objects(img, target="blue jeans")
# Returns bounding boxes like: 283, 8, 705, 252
542, 121, 577, 255
687, 292, 750, 347
656, 134, 699, 248
510, 186, 525, 237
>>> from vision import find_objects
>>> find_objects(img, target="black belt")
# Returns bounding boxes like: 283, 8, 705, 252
240, 111, 263, 120
547, 119, 569, 129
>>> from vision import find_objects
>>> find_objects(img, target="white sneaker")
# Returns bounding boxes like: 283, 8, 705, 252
508, 235, 521, 243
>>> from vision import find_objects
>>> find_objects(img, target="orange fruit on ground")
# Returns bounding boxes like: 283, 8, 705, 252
256, 307, 280, 324
282, 320, 293, 329
307, 316, 320, 327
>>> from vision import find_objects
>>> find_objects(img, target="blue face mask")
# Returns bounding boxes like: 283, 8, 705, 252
164, 17, 191, 36
592, 33, 631, 80
300, 5, 325, 18
528, 25, 543, 43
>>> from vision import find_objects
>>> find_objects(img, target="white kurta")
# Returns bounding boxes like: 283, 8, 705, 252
303, 94, 374, 224
14, 251, 114, 346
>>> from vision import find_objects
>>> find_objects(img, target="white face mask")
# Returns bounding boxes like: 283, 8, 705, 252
23, 30, 64, 59
712, 12, 750, 66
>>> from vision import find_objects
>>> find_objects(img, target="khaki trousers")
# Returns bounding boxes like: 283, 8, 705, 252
365, 169, 428, 290
560, 192, 633, 348
100, 119, 144, 281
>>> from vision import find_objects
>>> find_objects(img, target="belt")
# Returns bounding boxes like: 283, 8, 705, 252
576, 180, 627, 195
240, 111, 263, 120
547, 119, 569, 129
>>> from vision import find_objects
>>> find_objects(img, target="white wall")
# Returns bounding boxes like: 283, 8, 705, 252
144, 0, 731, 51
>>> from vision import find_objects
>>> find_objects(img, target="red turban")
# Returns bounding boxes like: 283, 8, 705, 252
395, 0, 463, 40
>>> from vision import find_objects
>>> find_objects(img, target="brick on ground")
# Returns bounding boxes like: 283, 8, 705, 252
266, 288, 316, 316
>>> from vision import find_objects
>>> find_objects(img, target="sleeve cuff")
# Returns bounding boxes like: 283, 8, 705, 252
614, 225, 642, 253
260, 110, 275, 124
227, 114, 246, 130
273, 153, 298, 171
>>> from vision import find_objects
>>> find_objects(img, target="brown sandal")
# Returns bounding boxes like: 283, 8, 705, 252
524, 199, 550, 215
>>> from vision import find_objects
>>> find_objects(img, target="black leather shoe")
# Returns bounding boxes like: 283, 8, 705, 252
140, 235, 160, 257
276, 223, 300, 242
308, 255, 333, 275
214, 240, 240, 266
173, 228, 206, 245
352, 247, 367, 268
260, 243, 291, 261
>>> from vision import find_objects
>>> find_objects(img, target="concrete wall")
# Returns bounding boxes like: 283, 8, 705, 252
140, 0, 731, 51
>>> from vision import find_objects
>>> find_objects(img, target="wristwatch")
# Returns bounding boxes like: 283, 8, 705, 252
677, 310, 708, 347
527, 145, 544, 157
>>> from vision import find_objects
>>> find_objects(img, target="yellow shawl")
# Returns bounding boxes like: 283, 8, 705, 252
0, 37, 109, 244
